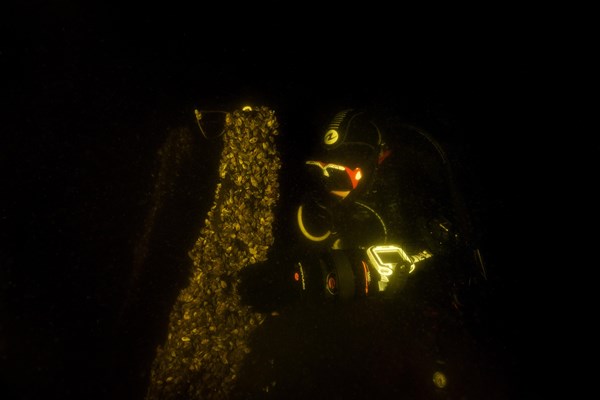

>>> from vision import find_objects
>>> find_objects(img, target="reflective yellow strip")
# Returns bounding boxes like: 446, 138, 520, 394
297, 205, 330, 241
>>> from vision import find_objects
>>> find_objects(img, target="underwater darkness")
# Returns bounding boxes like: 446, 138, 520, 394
2, 5, 536, 400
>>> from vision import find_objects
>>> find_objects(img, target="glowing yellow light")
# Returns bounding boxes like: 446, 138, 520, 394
432, 371, 447, 388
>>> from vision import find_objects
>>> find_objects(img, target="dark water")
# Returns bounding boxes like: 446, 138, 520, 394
2, 5, 533, 400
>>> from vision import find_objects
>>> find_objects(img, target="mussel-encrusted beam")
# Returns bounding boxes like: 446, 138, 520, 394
146, 106, 281, 400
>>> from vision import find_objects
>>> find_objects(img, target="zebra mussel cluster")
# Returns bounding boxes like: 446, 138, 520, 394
146, 106, 281, 400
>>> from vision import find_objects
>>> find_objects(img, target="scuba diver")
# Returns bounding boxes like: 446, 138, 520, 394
239, 107, 486, 313
229, 107, 500, 399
